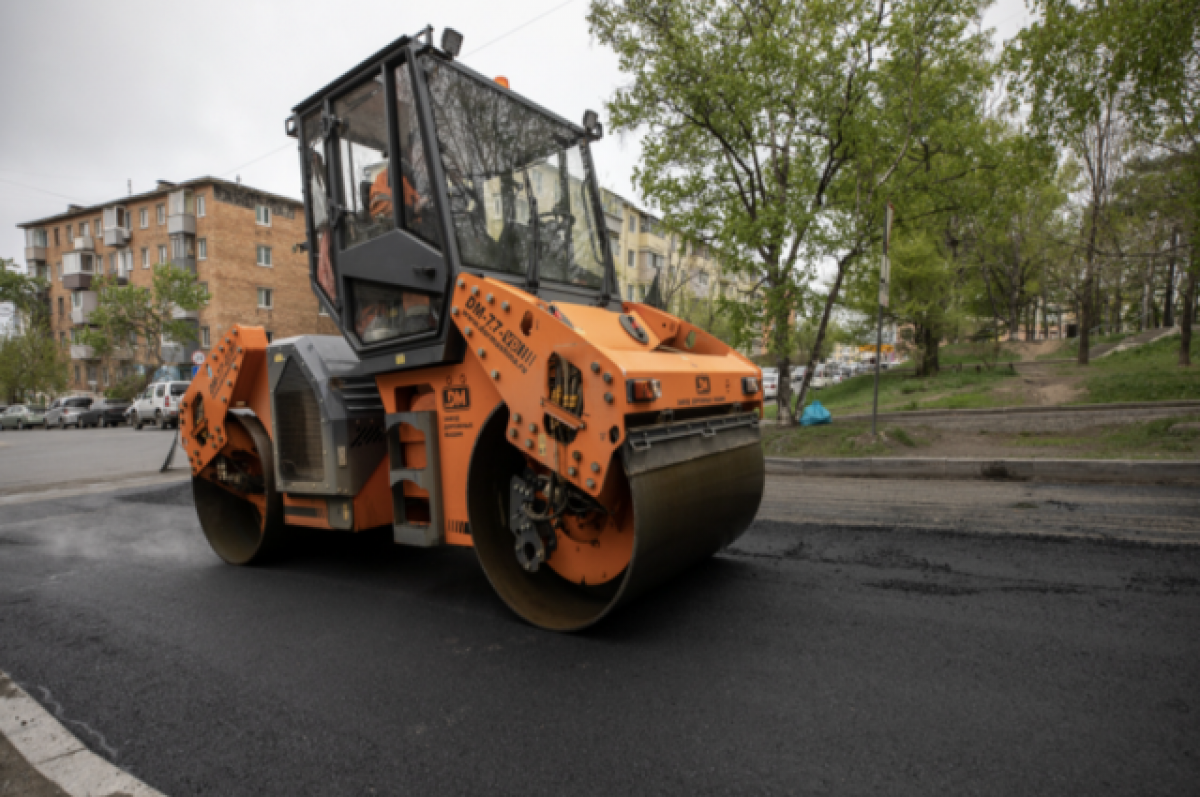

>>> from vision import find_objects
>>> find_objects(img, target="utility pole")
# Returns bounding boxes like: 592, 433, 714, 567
871, 203, 892, 438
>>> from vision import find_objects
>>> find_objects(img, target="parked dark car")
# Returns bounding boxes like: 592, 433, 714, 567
78, 398, 132, 428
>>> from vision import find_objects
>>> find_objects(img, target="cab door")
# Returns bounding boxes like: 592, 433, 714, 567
297, 53, 453, 361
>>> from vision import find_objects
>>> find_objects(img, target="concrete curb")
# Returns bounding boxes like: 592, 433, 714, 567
0, 671, 166, 797
767, 400, 1200, 433
766, 456, 1200, 484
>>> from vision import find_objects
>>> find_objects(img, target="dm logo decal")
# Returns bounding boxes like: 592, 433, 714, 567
695, 376, 711, 395
443, 387, 471, 410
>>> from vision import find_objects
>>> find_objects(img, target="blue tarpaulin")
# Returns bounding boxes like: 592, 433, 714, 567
800, 400, 832, 426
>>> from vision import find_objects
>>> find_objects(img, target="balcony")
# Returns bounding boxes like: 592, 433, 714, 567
109, 347, 135, 360
171, 304, 200, 320
25, 229, 47, 263
70, 291, 98, 325
63, 251, 97, 291
74, 235, 95, 251
168, 189, 196, 235
103, 207, 131, 247
70, 344, 96, 360
104, 227, 130, 247
161, 319, 200, 364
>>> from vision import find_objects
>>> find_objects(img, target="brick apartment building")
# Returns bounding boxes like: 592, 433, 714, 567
19, 177, 336, 392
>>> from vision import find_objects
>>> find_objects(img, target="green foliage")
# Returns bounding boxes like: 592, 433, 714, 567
105, 372, 149, 402
0, 326, 69, 403
589, 0, 994, 421
0, 257, 50, 328
79, 264, 209, 365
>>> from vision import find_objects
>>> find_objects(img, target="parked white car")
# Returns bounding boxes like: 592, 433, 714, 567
761, 368, 779, 400
129, 381, 190, 430
791, 364, 828, 390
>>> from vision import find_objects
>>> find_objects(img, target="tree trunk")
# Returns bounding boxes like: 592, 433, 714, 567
1165, 229, 1179, 328
795, 254, 854, 411
1180, 253, 1196, 367
776, 353, 793, 424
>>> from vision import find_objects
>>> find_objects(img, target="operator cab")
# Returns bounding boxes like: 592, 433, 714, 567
288, 27, 616, 369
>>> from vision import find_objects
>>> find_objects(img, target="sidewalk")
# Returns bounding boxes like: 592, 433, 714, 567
0, 672, 165, 797
767, 456, 1200, 484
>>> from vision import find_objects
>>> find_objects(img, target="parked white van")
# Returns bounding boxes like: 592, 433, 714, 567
130, 381, 190, 430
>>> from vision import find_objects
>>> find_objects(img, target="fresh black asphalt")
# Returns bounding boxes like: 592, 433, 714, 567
1, 480, 1198, 795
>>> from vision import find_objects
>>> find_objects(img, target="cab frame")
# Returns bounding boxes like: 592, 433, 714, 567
288, 28, 619, 374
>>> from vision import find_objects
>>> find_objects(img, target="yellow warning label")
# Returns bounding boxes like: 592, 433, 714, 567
274, 353, 284, 363
396, 354, 406, 365
538, 432, 546, 456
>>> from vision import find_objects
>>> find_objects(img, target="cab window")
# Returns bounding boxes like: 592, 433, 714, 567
156, 385, 165, 398
424, 59, 608, 289
334, 75, 395, 250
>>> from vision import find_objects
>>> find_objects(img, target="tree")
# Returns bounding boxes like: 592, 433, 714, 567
1109, 0, 1199, 364
0, 257, 49, 330
79, 264, 209, 367
0, 327, 69, 404
1007, 0, 1138, 365
589, 0, 994, 423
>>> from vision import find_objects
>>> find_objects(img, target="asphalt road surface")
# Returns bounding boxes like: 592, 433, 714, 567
2, 475, 1198, 796
0, 422, 178, 496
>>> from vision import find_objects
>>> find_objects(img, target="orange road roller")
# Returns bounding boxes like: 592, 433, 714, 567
182, 27, 765, 631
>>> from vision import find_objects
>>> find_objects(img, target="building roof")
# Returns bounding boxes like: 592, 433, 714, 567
17, 176, 302, 229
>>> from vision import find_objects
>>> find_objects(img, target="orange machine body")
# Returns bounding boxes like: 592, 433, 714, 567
181, 274, 762, 586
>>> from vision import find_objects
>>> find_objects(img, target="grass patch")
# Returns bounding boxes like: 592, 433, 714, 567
760, 421, 935, 458
1077, 334, 1200, 404
1007, 415, 1200, 459
777, 367, 1018, 416
938, 342, 1022, 365
1040, 332, 1131, 361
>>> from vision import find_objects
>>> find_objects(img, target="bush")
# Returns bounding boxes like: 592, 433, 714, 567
106, 373, 149, 402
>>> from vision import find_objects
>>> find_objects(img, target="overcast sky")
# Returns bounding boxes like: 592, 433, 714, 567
0, 0, 1032, 277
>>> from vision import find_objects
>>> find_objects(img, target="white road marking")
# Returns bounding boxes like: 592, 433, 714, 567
0, 671, 167, 797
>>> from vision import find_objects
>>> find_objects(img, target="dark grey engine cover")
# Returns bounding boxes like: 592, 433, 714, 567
267, 335, 386, 497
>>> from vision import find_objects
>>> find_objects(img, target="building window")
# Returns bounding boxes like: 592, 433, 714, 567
72, 292, 83, 309
256, 245, 272, 267
156, 204, 165, 225
141, 248, 149, 268
56, 262, 62, 279
74, 365, 80, 383
257, 288, 273, 309
94, 218, 101, 235
199, 281, 209, 301
197, 195, 206, 217
198, 238, 207, 260
80, 222, 89, 237
57, 297, 64, 317
200, 327, 210, 349
158, 245, 167, 264
54, 227, 60, 246
627, 250, 634, 269
265, 330, 274, 343
140, 208, 148, 228
255, 204, 271, 226
103, 368, 110, 387
628, 215, 636, 231
66, 224, 72, 241
318, 305, 329, 317
59, 331, 66, 348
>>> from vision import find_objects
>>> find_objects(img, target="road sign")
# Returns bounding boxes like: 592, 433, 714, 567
879, 203, 893, 308
192, 351, 205, 366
